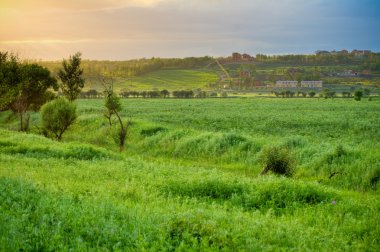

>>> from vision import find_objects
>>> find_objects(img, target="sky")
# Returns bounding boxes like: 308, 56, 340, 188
0, 0, 379, 60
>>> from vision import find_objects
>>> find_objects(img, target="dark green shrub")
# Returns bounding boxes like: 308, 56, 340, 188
259, 146, 295, 176
162, 180, 244, 200
140, 126, 167, 137
40, 98, 76, 140
354, 90, 363, 101
308, 91, 316, 98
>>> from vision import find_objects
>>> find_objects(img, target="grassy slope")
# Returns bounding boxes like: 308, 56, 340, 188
1, 98, 380, 250
86, 69, 219, 92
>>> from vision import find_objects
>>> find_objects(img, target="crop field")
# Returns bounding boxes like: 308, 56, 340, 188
86, 69, 219, 92
1, 98, 380, 251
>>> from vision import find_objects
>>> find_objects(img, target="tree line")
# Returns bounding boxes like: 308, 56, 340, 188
79, 89, 227, 99
38, 56, 213, 79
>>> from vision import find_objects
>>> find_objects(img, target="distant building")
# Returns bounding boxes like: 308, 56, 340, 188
300, 81, 323, 88
352, 50, 371, 57
232, 52, 254, 61
242, 53, 254, 61
232, 52, 242, 61
276, 80, 322, 88
275, 81, 298, 88
338, 70, 358, 77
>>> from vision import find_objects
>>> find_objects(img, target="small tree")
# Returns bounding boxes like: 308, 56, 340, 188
40, 98, 77, 140
354, 90, 363, 101
102, 76, 130, 151
58, 52, 85, 102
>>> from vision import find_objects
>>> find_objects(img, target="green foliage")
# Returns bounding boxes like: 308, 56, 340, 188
0, 52, 58, 131
58, 52, 85, 102
140, 126, 167, 136
308, 91, 316, 97
102, 81, 129, 151
104, 93, 121, 126
260, 145, 295, 176
40, 98, 77, 140
354, 90, 364, 101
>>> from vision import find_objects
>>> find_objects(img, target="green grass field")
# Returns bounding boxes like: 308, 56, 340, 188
1, 98, 380, 250
86, 69, 219, 92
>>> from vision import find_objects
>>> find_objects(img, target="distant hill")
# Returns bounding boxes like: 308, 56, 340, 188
35, 52, 380, 92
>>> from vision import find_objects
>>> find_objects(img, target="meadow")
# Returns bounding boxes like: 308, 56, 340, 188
1, 97, 380, 250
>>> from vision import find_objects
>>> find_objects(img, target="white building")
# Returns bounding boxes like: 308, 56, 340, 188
300, 81, 323, 88
275, 81, 298, 88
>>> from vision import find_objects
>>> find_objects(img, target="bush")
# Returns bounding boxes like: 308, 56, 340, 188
308, 91, 316, 98
259, 145, 295, 176
354, 90, 363, 101
40, 98, 77, 140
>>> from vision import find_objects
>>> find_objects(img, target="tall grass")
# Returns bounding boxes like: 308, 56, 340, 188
1, 98, 380, 250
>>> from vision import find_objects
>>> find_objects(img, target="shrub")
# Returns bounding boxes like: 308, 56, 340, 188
259, 145, 295, 176
141, 126, 167, 137
354, 90, 363, 101
40, 98, 77, 140
308, 91, 316, 98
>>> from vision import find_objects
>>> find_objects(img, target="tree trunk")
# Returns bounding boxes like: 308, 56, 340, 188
19, 112, 23, 131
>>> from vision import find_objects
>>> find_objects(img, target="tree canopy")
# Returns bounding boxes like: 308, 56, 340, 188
58, 52, 85, 102
0, 52, 58, 131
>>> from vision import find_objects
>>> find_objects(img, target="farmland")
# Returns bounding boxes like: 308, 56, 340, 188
1, 98, 379, 250
86, 69, 219, 92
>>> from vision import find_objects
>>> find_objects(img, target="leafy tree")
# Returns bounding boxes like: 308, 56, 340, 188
40, 98, 77, 140
0, 52, 58, 131
104, 92, 121, 126
160, 89, 170, 98
58, 52, 85, 102
354, 90, 363, 101
102, 76, 130, 151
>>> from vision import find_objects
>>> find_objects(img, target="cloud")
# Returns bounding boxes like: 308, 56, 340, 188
0, 0, 168, 11
1, 0, 379, 60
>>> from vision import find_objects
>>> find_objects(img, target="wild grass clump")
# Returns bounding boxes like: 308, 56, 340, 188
162, 177, 336, 215
281, 135, 307, 149
140, 126, 167, 137
0, 178, 139, 251
162, 179, 245, 200
237, 177, 336, 213
365, 167, 380, 190
65, 145, 111, 160
0, 130, 113, 160
167, 213, 235, 250
325, 144, 348, 165
260, 145, 295, 176
173, 132, 253, 157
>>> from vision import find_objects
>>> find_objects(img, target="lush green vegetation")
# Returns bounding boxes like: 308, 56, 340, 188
1, 98, 379, 250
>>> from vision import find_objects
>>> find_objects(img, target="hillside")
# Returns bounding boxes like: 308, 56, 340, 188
36, 52, 380, 94
86, 69, 219, 92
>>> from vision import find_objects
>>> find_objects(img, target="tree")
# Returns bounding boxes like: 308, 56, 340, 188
160, 89, 170, 98
354, 90, 363, 101
102, 76, 130, 151
0, 52, 58, 131
58, 52, 85, 102
40, 98, 77, 140
308, 91, 316, 98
